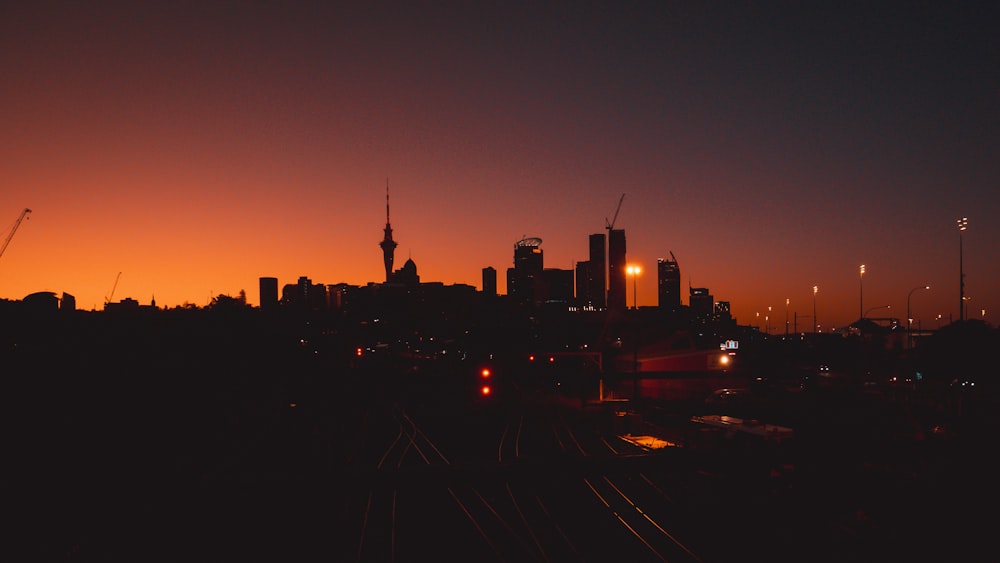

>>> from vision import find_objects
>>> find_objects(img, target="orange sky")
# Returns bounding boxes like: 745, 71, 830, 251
1, 2, 997, 331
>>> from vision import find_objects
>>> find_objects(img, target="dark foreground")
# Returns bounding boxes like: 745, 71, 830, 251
8, 362, 996, 562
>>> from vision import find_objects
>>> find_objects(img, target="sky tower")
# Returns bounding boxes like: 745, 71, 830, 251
379, 179, 397, 283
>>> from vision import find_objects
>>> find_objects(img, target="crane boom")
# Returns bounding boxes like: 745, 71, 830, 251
0, 208, 31, 259
606, 193, 625, 231
106, 272, 122, 303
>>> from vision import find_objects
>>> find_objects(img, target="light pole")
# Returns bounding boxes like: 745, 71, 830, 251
907, 285, 930, 349
626, 265, 640, 311
958, 217, 967, 321
812, 286, 818, 334
859, 264, 865, 322
625, 265, 641, 402
785, 299, 790, 337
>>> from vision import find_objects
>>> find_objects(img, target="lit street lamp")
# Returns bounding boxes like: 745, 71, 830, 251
626, 265, 641, 311
908, 285, 930, 349
958, 217, 967, 321
859, 264, 865, 322
785, 298, 790, 337
812, 286, 818, 334
625, 265, 641, 402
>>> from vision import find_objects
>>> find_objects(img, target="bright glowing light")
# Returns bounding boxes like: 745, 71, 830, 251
480, 385, 491, 396
480, 368, 491, 378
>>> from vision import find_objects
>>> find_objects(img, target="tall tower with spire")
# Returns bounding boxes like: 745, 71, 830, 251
379, 179, 398, 283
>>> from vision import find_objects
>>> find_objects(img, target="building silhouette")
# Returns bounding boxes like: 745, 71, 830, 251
689, 286, 714, 319
507, 237, 543, 304
390, 257, 420, 287
482, 266, 497, 297
282, 276, 328, 312
657, 253, 681, 310
259, 277, 279, 312
575, 233, 606, 309
542, 268, 574, 303
607, 228, 627, 310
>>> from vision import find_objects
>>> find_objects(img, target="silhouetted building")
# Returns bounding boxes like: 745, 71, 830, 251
689, 287, 714, 319
259, 277, 279, 312
60, 292, 76, 311
391, 257, 420, 287
542, 268, 574, 303
657, 253, 681, 310
24, 291, 59, 314
482, 266, 497, 296
575, 233, 606, 309
715, 301, 731, 320
575, 261, 592, 307
282, 276, 328, 312
379, 181, 398, 283
104, 297, 140, 313
607, 228, 627, 310
507, 237, 543, 304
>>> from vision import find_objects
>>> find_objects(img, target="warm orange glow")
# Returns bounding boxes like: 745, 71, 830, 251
480, 368, 491, 378
0, 4, 993, 330
480, 385, 491, 396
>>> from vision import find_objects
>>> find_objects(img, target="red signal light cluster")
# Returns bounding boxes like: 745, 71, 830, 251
480, 367, 492, 397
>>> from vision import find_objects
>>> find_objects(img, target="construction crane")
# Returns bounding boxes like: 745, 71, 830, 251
0, 208, 31, 260
605, 193, 625, 232
105, 272, 122, 304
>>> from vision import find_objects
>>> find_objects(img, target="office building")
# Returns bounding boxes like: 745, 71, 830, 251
657, 253, 681, 310
607, 228, 626, 310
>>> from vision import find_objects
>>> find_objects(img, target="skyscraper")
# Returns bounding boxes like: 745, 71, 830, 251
482, 266, 497, 297
607, 228, 626, 310
589, 233, 606, 309
689, 287, 714, 319
379, 180, 397, 283
508, 237, 543, 303
657, 252, 681, 310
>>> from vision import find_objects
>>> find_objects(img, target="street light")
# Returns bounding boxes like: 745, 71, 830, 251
785, 298, 790, 337
812, 285, 818, 334
908, 285, 930, 349
859, 264, 865, 322
958, 217, 967, 321
626, 265, 641, 310
625, 264, 641, 402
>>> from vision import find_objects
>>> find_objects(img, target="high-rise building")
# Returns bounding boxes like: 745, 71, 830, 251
508, 237, 543, 303
588, 233, 606, 308
689, 287, 714, 319
259, 276, 279, 312
482, 266, 497, 296
379, 180, 397, 283
657, 252, 681, 310
542, 268, 574, 303
575, 260, 591, 306
607, 228, 627, 310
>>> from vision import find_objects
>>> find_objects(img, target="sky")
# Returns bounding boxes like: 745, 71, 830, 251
2, 1, 997, 331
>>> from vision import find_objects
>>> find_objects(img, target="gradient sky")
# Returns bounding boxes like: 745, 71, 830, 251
2, 1, 997, 331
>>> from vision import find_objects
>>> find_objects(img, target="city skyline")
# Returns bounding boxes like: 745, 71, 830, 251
2, 2, 997, 330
